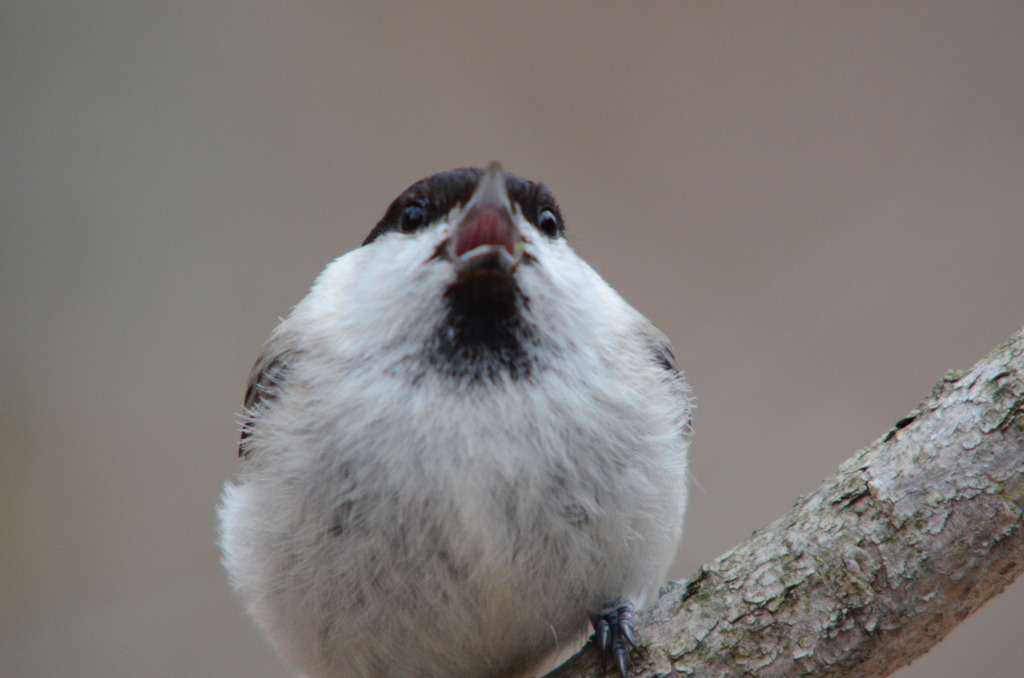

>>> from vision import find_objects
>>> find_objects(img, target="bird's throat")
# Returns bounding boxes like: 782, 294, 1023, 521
429, 272, 533, 381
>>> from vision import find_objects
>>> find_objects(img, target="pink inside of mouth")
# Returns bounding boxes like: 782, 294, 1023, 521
454, 206, 516, 257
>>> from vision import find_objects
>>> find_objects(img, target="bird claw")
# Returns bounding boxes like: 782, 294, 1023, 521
590, 602, 639, 678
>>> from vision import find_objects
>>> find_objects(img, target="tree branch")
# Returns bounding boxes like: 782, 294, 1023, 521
547, 327, 1024, 678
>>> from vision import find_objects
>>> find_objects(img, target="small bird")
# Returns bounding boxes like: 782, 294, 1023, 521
218, 162, 690, 678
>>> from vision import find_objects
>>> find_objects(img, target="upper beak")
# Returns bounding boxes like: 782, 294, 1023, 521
451, 161, 522, 270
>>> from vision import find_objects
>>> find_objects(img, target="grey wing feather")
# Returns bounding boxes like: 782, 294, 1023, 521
239, 334, 302, 458
641, 323, 681, 374
639, 322, 692, 432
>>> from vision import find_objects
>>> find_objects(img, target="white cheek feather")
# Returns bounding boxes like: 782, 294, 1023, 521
219, 172, 690, 678
296, 230, 456, 364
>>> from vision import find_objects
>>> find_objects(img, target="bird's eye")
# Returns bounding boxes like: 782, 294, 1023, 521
537, 208, 560, 237
399, 203, 428, 233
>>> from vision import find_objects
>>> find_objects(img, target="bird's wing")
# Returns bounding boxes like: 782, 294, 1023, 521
639, 321, 692, 432
239, 330, 303, 459
642, 323, 680, 374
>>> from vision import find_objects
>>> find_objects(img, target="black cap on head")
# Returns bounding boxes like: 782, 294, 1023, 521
362, 167, 565, 246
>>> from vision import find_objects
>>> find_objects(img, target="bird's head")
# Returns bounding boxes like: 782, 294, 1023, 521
306, 162, 618, 384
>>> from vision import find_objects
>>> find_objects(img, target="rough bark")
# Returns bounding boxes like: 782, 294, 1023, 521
546, 327, 1024, 678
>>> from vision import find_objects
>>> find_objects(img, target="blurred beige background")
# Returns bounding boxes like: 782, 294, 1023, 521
2, 2, 1023, 676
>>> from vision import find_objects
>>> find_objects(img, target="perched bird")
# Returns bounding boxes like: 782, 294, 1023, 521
218, 162, 690, 678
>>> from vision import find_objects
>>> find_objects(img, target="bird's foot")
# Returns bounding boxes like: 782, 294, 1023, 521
590, 601, 638, 678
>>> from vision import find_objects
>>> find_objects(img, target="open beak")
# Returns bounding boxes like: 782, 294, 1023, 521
450, 161, 522, 273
